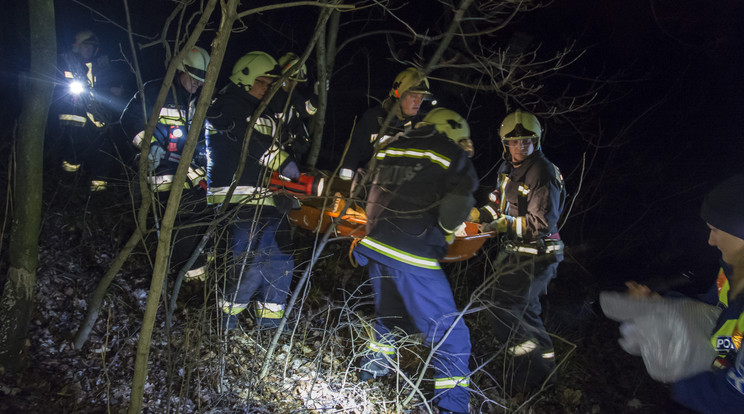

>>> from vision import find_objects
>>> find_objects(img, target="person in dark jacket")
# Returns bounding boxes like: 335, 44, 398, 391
472, 109, 566, 393
49, 30, 113, 191
206, 51, 301, 332
352, 108, 478, 414
337, 67, 431, 183
120, 46, 211, 281
268, 52, 318, 165
627, 173, 744, 414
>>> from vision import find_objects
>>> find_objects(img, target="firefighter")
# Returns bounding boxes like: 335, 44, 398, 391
50, 30, 113, 191
625, 173, 744, 414
205, 51, 300, 331
337, 67, 431, 182
268, 52, 318, 164
120, 46, 211, 282
471, 109, 565, 393
352, 108, 477, 414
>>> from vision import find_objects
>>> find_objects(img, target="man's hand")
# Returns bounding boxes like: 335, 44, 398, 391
625, 281, 661, 299
467, 207, 480, 223
148, 145, 166, 172
480, 216, 509, 233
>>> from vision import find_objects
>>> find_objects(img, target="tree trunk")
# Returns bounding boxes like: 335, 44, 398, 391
0, 0, 55, 373
307, 8, 339, 168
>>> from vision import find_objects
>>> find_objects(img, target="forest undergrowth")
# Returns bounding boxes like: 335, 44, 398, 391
0, 169, 696, 413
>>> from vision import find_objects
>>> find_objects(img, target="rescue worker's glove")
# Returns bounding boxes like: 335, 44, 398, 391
480, 215, 512, 233
467, 207, 480, 223
279, 161, 301, 181
148, 145, 166, 172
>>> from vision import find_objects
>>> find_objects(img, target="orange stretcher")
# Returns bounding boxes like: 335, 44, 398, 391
288, 203, 495, 262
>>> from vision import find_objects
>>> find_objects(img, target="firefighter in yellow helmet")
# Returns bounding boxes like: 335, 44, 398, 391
470, 109, 566, 394
337, 67, 432, 181
206, 51, 301, 332
352, 107, 477, 413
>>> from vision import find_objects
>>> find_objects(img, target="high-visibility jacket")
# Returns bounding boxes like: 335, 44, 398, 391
672, 264, 744, 414
120, 78, 207, 192
354, 125, 478, 274
54, 52, 108, 130
205, 83, 294, 206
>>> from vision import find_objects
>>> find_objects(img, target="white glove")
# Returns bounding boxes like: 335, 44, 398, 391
148, 145, 166, 172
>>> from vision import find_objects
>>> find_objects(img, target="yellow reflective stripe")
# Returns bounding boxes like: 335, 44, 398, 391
187, 166, 206, 186
256, 302, 285, 319
434, 377, 470, 389
483, 206, 498, 221
305, 100, 317, 115
251, 116, 276, 136
64, 71, 74, 79
512, 240, 564, 255
508, 339, 538, 356
515, 216, 524, 238
59, 114, 87, 126
90, 180, 108, 191
185, 266, 207, 281
359, 237, 440, 270
376, 147, 451, 169
158, 107, 187, 126
367, 341, 396, 355
132, 131, 146, 147
87, 112, 105, 128
542, 350, 555, 359
719, 270, 730, 307
206, 186, 274, 205
85, 62, 94, 85
219, 299, 249, 315
258, 144, 289, 171
62, 161, 81, 172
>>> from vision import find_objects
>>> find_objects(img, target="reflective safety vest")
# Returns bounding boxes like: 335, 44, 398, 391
711, 268, 744, 370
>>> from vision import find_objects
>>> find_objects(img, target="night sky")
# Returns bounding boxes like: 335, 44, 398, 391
3, 0, 743, 291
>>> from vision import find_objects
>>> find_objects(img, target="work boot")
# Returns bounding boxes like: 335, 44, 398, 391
358, 352, 390, 382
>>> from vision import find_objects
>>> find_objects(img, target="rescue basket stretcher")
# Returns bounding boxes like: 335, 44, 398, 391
288, 202, 494, 262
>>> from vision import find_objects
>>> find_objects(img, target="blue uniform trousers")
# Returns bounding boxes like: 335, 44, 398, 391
366, 260, 471, 413
221, 207, 294, 315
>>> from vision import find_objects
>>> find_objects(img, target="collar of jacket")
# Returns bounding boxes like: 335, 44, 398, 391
509, 149, 544, 169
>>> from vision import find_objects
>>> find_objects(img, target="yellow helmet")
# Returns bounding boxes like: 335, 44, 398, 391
499, 109, 542, 141
229, 51, 281, 92
278, 52, 308, 82
420, 107, 474, 157
177, 46, 210, 82
389, 67, 431, 99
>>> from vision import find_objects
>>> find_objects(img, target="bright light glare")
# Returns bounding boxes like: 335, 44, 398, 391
69, 81, 85, 95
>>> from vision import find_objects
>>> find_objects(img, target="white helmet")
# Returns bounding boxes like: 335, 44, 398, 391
177, 46, 210, 82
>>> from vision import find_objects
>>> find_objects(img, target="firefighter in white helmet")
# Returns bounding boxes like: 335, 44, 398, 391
120, 45, 211, 281
206, 51, 301, 332
337, 67, 432, 182
471, 109, 566, 393
352, 107, 477, 414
